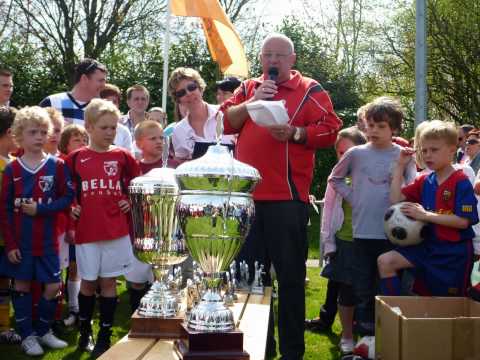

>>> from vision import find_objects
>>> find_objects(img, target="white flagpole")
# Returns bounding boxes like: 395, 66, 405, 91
161, 0, 171, 112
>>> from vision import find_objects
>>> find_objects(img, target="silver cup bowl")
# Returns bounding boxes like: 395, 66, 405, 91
175, 144, 260, 331
129, 167, 188, 317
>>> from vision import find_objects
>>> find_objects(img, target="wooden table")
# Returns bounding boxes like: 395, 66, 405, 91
99, 287, 272, 360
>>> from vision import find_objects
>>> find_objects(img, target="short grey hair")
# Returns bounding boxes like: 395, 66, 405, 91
261, 33, 295, 54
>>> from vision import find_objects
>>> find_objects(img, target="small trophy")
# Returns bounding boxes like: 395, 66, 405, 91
250, 261, 265, 295
223, 272, 235, 306
238, 260, 250, 290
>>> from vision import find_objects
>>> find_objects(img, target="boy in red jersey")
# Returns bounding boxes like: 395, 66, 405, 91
66, 99, 140, 358
58, 124, 88, 326
379, 120, 478, 297
0, 106, 74, 356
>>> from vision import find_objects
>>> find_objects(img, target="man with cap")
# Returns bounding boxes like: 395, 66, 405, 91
216, 76, 241, 104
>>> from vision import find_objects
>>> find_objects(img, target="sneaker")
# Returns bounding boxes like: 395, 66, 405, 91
304, 317, 332, 332
91, 328, 112, 359
78, 332, 95, 352
21, 335, 44, 356
353, 336, 375, 360
38, 330, 68, 349
63, 311, 79, 327
339, 337, 355, 354
0, 329, 22, 344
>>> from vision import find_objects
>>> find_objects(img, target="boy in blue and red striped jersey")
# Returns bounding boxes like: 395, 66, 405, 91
66, 99, 141, 358
0, 106, 75, 356
0, 106, 21, 345
379, 120, 478, 298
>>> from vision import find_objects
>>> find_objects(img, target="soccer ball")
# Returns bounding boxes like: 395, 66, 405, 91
384, 202, 427, 247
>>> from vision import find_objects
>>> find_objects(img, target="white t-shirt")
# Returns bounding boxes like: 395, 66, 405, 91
171, 103, 234, 160
114, 122, 134, 154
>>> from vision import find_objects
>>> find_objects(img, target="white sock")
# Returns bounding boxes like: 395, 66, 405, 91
67, 280, 81, 313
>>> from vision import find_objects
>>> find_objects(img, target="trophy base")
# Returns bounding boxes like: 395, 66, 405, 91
174, 323, 249, 360
129, 310, 184, 339
250, 285, 264, 295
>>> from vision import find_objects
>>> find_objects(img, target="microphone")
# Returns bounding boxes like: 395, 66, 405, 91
265, 67, 279, 101
268, 67, 279, 82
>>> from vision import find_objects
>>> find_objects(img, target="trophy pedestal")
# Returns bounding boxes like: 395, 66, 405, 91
174, 323, 249, 359
129, 310, 184, 339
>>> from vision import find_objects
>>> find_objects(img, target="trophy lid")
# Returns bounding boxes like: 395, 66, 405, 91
129, 167, 179, 194
175, 144, 261, 193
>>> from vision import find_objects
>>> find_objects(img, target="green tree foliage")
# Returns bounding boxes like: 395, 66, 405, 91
374, 0, 480, 127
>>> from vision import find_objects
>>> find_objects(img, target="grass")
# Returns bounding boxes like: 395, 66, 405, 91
1, 210, 344, 359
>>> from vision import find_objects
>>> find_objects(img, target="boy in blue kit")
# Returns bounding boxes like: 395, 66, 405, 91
329, 97, 416, 344
0, 106, 75, 356
379, 120, 478, 297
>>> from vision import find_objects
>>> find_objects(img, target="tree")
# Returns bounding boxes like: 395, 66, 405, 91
11, 0, 166, 85
374, 0, 480, 126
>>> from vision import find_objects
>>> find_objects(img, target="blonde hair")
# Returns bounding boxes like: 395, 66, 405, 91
45, 107, 65, 129
59, 124, 88, 154
168, 67, 206, 100
12, 106, 52, 145
413, 121, 431, 169
414, 120, 458, 168
419, 120, 458, 146
134, 120, 163, 142
84, 98, 121, 127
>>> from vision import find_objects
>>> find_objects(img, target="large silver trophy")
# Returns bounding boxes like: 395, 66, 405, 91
175, 140, 260, 332
129, 144, 188, 318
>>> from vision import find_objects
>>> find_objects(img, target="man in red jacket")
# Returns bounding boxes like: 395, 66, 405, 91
221, 33, 342, 359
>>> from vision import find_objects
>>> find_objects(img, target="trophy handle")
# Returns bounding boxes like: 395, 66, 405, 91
162, 135, 170, 168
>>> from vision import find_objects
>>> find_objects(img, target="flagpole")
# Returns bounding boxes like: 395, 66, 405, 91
161, 0, 171, 113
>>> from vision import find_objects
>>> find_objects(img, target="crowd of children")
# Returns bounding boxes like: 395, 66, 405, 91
307, 97, 480, 360
1, 64, 479, 360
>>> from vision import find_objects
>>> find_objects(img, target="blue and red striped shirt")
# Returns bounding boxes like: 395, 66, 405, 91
0, 155, 75, 256
402, 170, 478, 242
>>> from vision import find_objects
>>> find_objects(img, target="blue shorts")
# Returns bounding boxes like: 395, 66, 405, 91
0, 251, 61, 283
69, 244, 76, 262
396, 238, 473, 296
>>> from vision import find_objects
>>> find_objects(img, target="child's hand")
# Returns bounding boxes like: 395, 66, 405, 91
21, 201, 37, 216
400, 202, 428, 222
71, 205, 81, 220
7, 249, 21, 264
118, 199, 130, 213
397, 147, 415, 167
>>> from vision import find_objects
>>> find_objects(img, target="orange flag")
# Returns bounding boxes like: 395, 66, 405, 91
170, 0, 248, 78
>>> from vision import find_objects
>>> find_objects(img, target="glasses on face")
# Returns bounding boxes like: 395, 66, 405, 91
175, 82, 198, 99
466, 139, 479, 145
261, 52, 291, 60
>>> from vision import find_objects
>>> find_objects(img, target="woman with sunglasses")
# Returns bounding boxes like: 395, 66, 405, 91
465, 130, 480, 175
167, 67, 234, 164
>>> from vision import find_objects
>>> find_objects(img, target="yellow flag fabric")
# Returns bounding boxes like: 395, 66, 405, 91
170, 0, 248, 77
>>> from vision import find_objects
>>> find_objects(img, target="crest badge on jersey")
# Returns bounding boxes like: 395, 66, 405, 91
104, 161, 118, 177
38, 175, 54, 192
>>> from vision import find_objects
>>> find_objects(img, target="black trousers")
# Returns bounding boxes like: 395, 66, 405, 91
237, 200, 308, 359
352, 238, 392, 336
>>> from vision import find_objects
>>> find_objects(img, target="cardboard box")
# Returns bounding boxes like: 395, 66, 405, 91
375, 296, 480, 360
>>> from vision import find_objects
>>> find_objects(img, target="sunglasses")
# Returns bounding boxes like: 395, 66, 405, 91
175, 82, 198, 99
466, 139, 479, 145
84, 61, 98, 74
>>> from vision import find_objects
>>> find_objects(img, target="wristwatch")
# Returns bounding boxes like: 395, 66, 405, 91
293, 127, 302, 142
